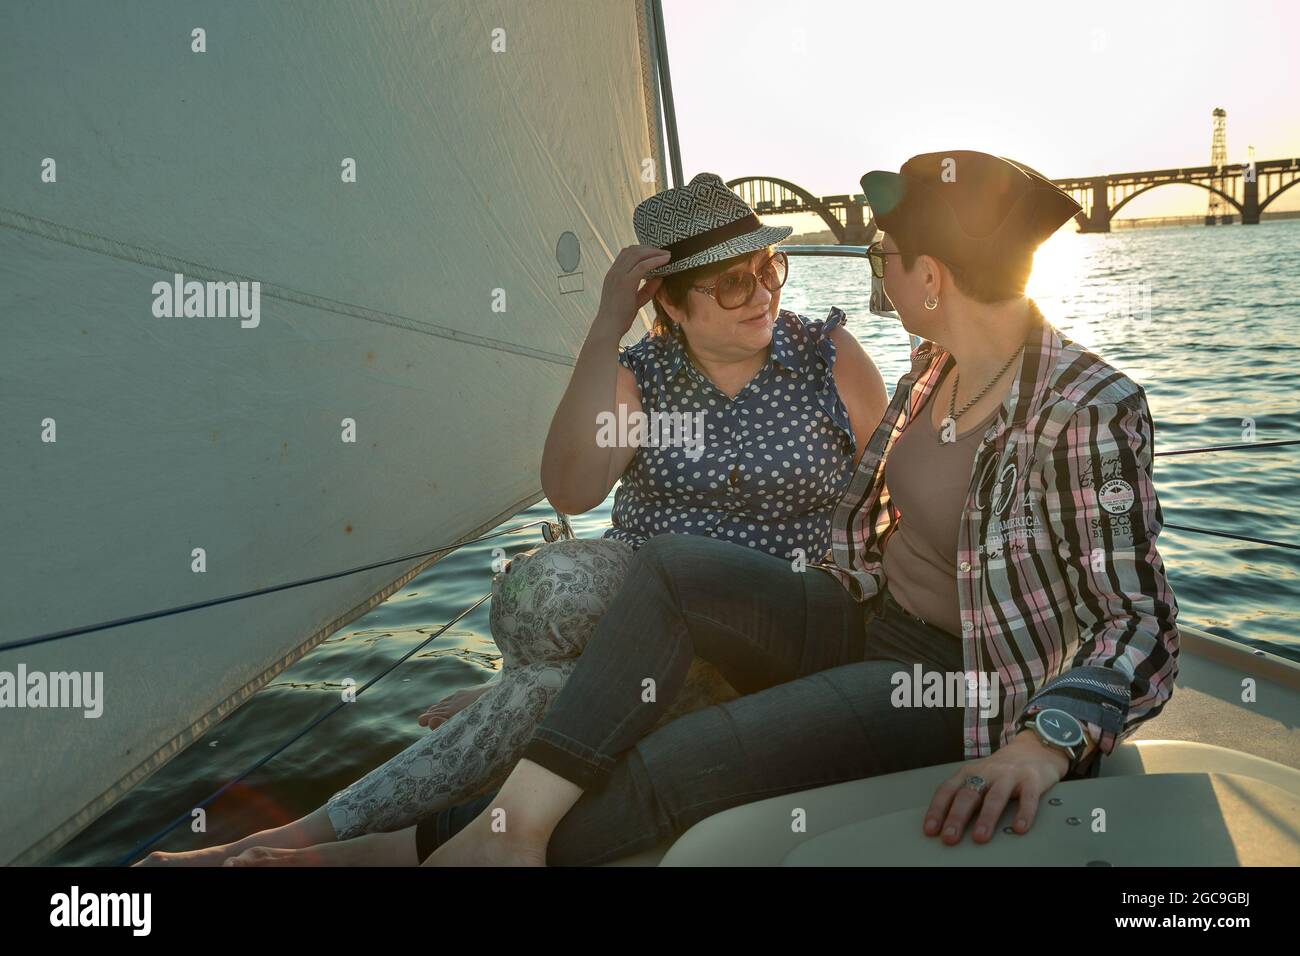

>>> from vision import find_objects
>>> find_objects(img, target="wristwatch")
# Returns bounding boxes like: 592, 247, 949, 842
1024, 708, 1089, 773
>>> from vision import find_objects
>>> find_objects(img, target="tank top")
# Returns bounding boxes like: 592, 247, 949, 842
881, 364, 1000, 636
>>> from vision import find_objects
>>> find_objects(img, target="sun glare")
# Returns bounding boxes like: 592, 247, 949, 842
1024, 227, 1100, 341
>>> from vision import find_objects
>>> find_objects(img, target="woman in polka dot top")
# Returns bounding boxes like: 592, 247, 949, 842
604, 258, 878, 560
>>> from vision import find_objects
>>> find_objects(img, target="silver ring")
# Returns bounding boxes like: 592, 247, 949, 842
963, 775, 988, 795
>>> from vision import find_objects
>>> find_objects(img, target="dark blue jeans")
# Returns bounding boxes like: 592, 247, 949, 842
415, 534, 966, 865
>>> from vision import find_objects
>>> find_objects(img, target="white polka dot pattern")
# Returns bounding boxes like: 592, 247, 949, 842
604, 308, 856, 560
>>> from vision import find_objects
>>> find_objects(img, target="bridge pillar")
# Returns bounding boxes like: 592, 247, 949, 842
1242, 173, 1260, 225
1077, 177, 1111, 233
842, 202, 871, 244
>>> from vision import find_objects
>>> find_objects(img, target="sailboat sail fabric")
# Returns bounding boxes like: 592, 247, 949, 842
0, 0, 665, 865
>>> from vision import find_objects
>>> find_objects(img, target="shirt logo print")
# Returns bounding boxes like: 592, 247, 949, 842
1098, 478, 1135, 515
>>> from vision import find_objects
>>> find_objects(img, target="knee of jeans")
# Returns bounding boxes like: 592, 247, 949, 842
636, 533, 746, 611
634, 532, 707, 585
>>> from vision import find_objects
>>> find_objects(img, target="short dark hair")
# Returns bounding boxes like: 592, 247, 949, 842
890, 217, 1034, 304
649, 249, 766, 336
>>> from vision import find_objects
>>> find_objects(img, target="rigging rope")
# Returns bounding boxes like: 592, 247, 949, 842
1157, 440, 1297, 548
111, 589, 493, 866
2, 519, 547, 654
1155, 438, 1300, 457
1163, 522, 1299, 551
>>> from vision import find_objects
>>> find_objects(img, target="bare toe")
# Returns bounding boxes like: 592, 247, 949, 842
224, 846, 297, 867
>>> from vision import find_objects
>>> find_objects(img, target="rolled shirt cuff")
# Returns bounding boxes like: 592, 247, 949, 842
1017, 665, 1131, 755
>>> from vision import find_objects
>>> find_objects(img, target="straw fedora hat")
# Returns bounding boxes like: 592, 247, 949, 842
634, 172, 792, 277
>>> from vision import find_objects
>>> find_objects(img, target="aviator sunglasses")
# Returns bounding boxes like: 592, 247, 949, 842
690, 251, 788, 309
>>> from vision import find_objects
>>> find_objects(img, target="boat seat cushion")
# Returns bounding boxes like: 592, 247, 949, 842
625, 740, 1300, 866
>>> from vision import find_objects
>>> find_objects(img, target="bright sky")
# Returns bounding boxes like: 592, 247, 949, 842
662, 0, 1300, 220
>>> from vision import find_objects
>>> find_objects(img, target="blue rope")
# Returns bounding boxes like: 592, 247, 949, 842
110, 590, 492, 867
2, 519, 545, 654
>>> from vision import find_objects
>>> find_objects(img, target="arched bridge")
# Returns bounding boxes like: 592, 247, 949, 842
726, 176, 874, 244
1054, 158, 1300, 232
729, 160, 1300, 241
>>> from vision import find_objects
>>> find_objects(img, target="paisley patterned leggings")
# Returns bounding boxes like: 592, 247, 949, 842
324, 537, 739, 839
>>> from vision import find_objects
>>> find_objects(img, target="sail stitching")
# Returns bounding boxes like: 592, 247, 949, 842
0, 206, 577, 367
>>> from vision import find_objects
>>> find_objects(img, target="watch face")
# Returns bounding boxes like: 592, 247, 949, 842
1035, 708, 1083, 748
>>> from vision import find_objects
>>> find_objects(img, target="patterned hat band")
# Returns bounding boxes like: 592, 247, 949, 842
661, 213, 761, 265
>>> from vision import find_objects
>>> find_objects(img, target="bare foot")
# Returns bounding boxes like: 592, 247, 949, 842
423, 809, 547, 867
417, 686, 490, 731
223, 829, 418, 867
131, 806, 339, 866
134, 844, 245, 867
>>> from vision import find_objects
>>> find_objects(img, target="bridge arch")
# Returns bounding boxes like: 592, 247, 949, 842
726, 175, 846, 242
1259, 177, 1300, 214
1108, 179, 1243, 220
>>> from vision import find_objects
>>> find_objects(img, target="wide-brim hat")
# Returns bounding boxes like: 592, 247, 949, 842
634, 172, 792, 277
860, 151, 1082, 269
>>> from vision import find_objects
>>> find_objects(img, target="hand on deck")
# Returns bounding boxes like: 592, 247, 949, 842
922, 732, 1069, 846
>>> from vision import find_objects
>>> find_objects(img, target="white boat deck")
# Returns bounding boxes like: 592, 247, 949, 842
608, 624, 1300, 866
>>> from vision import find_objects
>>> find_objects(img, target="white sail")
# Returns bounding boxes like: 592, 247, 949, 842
0, 0, 666, 865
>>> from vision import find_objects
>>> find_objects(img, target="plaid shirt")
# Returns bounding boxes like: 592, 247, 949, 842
812, 301, 1179, 761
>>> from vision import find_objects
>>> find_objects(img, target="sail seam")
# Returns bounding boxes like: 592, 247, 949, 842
0, 206, 577, 367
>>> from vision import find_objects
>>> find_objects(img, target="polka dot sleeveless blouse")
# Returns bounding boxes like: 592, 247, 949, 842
604, 307, 856, 560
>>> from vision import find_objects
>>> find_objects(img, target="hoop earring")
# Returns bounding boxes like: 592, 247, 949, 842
924, 295, 939, 311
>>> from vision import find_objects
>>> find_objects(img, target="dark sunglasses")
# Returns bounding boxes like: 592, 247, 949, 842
867, 242, 902, 278
691, 251, 788, 309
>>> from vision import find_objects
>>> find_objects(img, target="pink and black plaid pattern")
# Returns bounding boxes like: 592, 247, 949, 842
812, 300, 1180, 760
